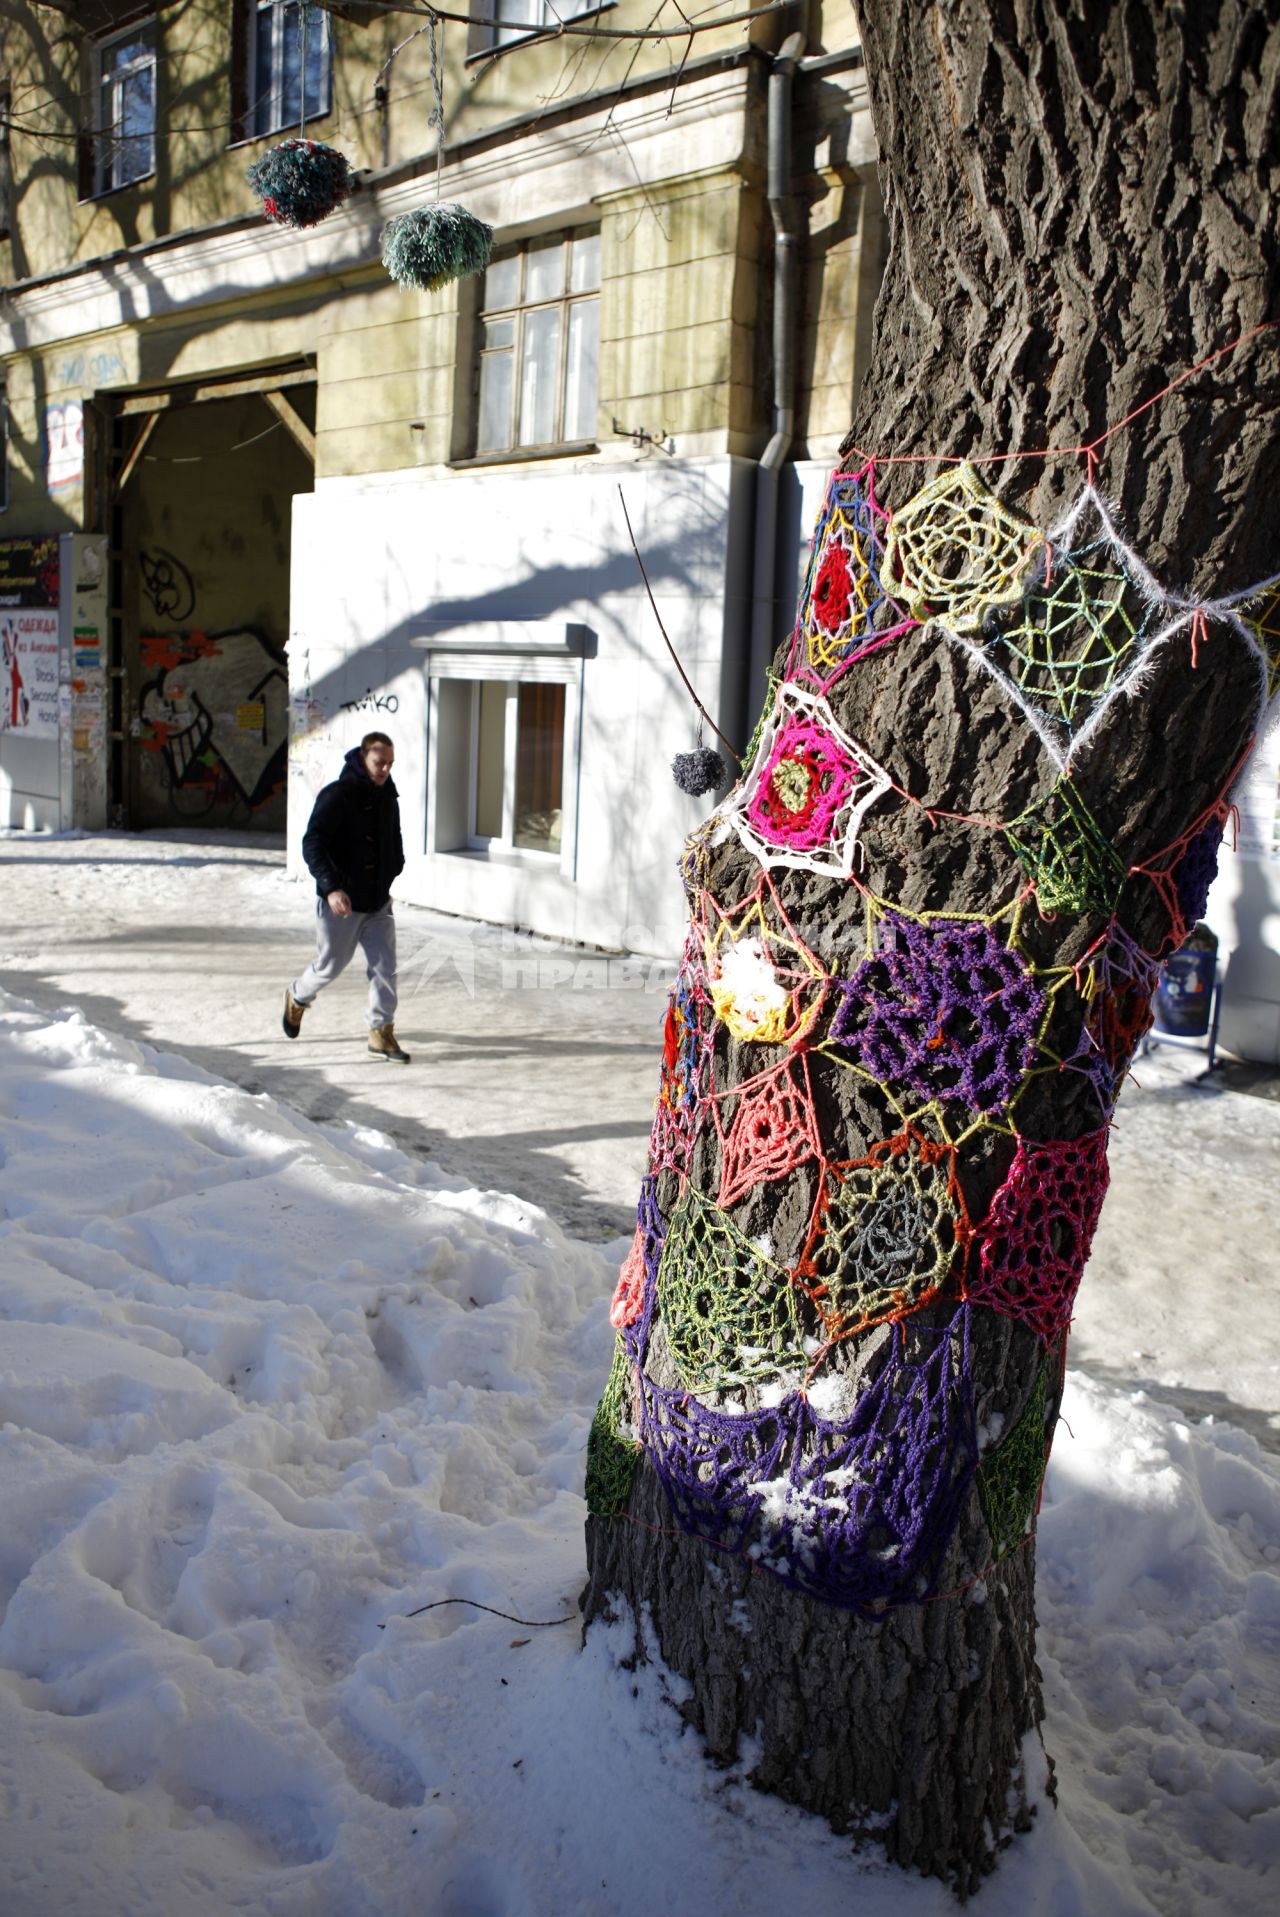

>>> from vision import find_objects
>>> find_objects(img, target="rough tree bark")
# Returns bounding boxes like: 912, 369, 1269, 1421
583, 1, 1280, 1896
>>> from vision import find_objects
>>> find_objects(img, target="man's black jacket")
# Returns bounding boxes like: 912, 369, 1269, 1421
302, 747, 405, 913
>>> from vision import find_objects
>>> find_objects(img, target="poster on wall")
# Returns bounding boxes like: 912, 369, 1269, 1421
0, 535, 60, 609
44, 402, 84, 495
1, 609, 60, 740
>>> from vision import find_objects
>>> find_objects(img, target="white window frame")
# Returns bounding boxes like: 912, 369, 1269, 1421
93, 19, 157, 196
474, 229, 601, 458
249, 0, 332, 140
418, 629, 589, 880
469, 0, 613, 57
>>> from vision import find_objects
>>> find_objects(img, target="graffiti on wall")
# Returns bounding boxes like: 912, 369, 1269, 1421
339, 686, 400, 716
44, 403, 84, 495
138, 627, 288, 815
140, 548, 197, 622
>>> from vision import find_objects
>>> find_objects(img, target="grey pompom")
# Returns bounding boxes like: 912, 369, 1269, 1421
672, 747, 726, 795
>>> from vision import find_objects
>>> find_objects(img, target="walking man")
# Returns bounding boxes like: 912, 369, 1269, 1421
283, 731, 410, 1062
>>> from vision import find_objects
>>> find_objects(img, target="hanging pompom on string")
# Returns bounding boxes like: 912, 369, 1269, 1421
246, 8, 350, 229
247, 138, 352, 229
673, 743, 728, 797
380, 10, 492, 295
381, 203, 494, 292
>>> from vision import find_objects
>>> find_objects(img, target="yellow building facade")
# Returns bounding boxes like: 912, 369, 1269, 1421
0, 0, 883, 954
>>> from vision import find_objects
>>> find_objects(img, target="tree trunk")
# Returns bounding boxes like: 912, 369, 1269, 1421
583, 1, 1280, 1896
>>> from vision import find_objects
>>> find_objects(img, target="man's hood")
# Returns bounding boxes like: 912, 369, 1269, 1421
340, 746, 397, 797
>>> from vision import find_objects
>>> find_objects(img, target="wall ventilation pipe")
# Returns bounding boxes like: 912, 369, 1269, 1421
745, 29, 806, 738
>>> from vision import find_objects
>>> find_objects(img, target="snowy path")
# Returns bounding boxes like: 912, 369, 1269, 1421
0, 903, 1279, 1909
0, 831, 668, 1242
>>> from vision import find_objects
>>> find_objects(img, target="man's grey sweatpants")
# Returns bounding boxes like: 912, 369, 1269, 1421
292, 899, 397, 1027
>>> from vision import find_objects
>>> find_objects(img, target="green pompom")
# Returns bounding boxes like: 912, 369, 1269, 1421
247, 138, 352, 229
381, 204, 494, 293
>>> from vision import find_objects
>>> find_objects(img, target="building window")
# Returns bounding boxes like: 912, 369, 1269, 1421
475, 231, 600, 456
468, 680, 565, 856
468, 0, 608, 57
92, 21, 156, 194
242, 0, 332, 140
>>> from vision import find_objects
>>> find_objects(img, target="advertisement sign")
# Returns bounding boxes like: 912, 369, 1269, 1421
1, 610, 60, 740
0, 536, 59, 610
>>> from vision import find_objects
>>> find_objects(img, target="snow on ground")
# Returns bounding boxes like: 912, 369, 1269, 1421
1, 983, 1278, 1916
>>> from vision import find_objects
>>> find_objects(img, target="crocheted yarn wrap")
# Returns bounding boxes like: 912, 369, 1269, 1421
585, 1339, 642, 1520
882, 463, 1045, 633
1004, 778, 1127, 920
988, 533, 1156, 733
648, 939, 712, 1177
654, 1187, 808, 1394
247, 138, 352, 228
590, 442, 1273, 1615
968, 1128, 1111, 1346
798, 1133, 969, 1343
381, 203, 494, 292
714, 1057, 823, 1211
1061, 922, 1160, 1117
701, 875, 827, 1048
725, 684, 892, 879
789, 463, 915, 689
977, 1361, 1050, 1560
1173, 815, 1225, 932
830, 913, 1046, 1117
633, 1305, 978, 1614
619, 1177, 666, 1364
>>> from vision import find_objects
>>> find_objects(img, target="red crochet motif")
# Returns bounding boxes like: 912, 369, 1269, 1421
714, 1056, 824, 1211
968, 1129, 1110, 1346
811, 541, 855, 634
610, 1224, 646, 1330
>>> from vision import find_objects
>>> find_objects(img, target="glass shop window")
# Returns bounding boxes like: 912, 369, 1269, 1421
468, 679, 565, 857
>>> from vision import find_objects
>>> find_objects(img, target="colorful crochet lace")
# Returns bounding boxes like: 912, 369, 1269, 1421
588, 437, 1274, 1614
727, 684, 891, 879
882, 463, 1045, 632
634, 1305, 977, 1614
789, 463, 917, 689
968, 1130, 1111, 1347
830, 914, 1046, 1118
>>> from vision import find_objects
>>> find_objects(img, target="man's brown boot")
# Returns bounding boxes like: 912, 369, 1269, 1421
283, 987, 307, 1039
368, 1021, 410, 1064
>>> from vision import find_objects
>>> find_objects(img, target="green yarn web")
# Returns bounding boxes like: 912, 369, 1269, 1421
656, 1188, 807, 1394
1004, 778, 1126, 919
977, 1362, 1049, 1559
992, 548, 1150, 730
585, 1339, 641, 1520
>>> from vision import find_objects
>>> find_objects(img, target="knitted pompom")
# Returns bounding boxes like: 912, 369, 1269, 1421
672, 747, 727, 796
247, 139, 352, 228
381, 204, 494, 293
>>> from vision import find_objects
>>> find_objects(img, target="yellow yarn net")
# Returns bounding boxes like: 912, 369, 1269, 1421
882, 463, 1045, 632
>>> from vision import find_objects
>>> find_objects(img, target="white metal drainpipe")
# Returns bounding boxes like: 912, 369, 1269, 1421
745, 29, 807, 740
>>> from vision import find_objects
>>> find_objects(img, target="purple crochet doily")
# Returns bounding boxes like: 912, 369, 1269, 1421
634, 1305, 977, 1614
1173, 816, 1224, 933
831, 914, 1045, 1115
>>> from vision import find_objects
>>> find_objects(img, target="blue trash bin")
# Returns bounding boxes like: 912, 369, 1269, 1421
1153, 922, 1218, 1039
